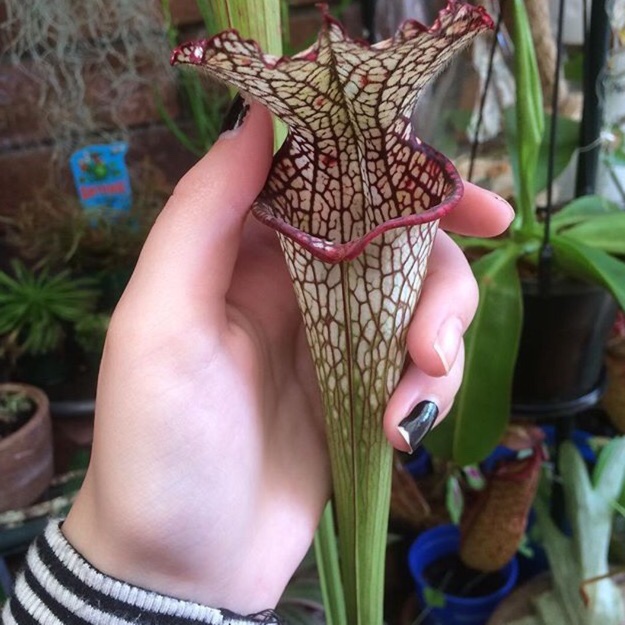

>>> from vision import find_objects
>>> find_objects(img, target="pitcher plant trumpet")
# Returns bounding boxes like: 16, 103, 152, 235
172, 3, 492, 622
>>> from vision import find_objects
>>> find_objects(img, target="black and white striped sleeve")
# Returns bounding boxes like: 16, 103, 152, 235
1, 521, 283, 625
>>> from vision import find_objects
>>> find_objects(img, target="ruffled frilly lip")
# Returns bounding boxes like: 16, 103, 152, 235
171, 1, 491, 264
252, 141, 463, 264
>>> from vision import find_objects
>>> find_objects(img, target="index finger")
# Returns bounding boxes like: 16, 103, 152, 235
440, 181, 514, 237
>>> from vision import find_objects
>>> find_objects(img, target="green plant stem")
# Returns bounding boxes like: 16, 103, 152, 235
211, 0, 287, 147
313, 502, 347, 625
511, 0, 544, 236
211, 0, 282, 55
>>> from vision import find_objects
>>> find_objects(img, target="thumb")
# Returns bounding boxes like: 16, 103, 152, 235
121, 100, 274, 330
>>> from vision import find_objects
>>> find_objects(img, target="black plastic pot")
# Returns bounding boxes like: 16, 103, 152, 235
512, 279, 617, 409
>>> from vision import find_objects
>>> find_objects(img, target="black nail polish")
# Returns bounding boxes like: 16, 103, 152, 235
220, 94, 250, 134
397, 401, 438, 454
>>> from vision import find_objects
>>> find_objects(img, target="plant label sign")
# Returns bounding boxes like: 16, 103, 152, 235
70, 143, 132, 212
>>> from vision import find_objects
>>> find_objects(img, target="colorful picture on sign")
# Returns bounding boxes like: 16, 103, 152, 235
70, 143, 132, 211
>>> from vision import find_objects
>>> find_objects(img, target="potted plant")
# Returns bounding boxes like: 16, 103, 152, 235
1, 160, 169, 301
426, 0, 625, 467
0, 383, 53, 513
0, 259, 99, 388
408, 523, 519, 625
488, 437, 625, 625
0, 162, 167, 421
404, 426, 544, 625
0, 260, 102, 470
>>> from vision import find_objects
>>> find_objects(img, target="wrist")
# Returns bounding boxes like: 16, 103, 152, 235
13, 521, 283, 625
63, 479, 286, 615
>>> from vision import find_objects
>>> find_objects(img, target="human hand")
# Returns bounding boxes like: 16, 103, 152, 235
63, 101, 513, 615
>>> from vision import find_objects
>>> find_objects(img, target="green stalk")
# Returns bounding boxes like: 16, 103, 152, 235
211, 0, 282, 55
314, 502, 347, 625
210, 0, 286, 146
511, 0, 544, 236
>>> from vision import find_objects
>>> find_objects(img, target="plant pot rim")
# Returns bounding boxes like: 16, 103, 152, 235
0, 382, 50, 449
408, 524, 519, 604
521, 275, 610, 296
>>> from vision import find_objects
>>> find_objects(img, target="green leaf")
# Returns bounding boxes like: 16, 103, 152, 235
463, 465, 486, 490
552, 195, 622, 229
423, 586, 447, 608
0, 260, 99, 357
504, 109, 578, 206
560, 213, 625, 254
591, 437, 625, 494
511, 0, 544, 232
154, 87, 204, 156
446, 475, 464, 524
517, 533, 534, 558
551, 235, 625, 309
313, 502, 347, 625
425, 246, 523, 465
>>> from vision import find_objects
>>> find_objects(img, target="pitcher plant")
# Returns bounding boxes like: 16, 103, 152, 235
172, 2, 492, 622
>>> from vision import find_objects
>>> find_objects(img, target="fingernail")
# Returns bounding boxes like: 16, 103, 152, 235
433, 317, 463, 375
397, 401, 439, 454
489, 191, 515, 222
219, 94, 250, 136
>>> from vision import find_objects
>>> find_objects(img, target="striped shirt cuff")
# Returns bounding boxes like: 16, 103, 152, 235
2, 521, 282, 625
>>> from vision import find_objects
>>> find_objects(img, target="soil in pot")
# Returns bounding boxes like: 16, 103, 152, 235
425, 553, 507, 598
0, 392, 36, 438
408, 525, 519, 625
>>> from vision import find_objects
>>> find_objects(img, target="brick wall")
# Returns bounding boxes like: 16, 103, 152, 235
0, 0, 354, 215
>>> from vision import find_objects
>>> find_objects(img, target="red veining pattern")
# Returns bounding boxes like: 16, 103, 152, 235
172, 6, 492, 618
172, 1, 492, 263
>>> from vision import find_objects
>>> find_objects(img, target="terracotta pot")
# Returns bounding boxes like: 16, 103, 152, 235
0, 383, 54, 513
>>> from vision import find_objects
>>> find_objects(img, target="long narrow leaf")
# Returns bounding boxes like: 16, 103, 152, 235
551, 235, 625, 309
154, 89, 203, 156
511, 0, 544, 232
560, 213, 625, 254
425, 245, 524, 464
552, 195, 622, 229
313, 503, 347, 625
503, 109, 579, 202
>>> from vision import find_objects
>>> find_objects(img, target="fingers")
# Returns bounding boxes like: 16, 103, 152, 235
440, 181, 514, 237
383, 229, 479, 452
384, 346, 465, 453
407, 230, 478, 377
119, 101, 274, 330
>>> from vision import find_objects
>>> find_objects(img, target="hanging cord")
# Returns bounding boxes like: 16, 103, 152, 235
468, 2, 505, 183
539, 0, 567, 296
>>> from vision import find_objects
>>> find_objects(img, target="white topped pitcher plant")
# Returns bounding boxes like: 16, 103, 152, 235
171, 2, 492, 623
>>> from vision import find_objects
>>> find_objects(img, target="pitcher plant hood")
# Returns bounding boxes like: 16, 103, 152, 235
172, 1, 493, 262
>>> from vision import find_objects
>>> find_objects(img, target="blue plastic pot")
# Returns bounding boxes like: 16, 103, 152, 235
541, 426, 597, 465
408, 525, 519, 625
404, 447, 432, 478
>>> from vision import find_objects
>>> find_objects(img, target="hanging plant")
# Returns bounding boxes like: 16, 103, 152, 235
172, 3, 492, 623
1, 0, 171, 156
